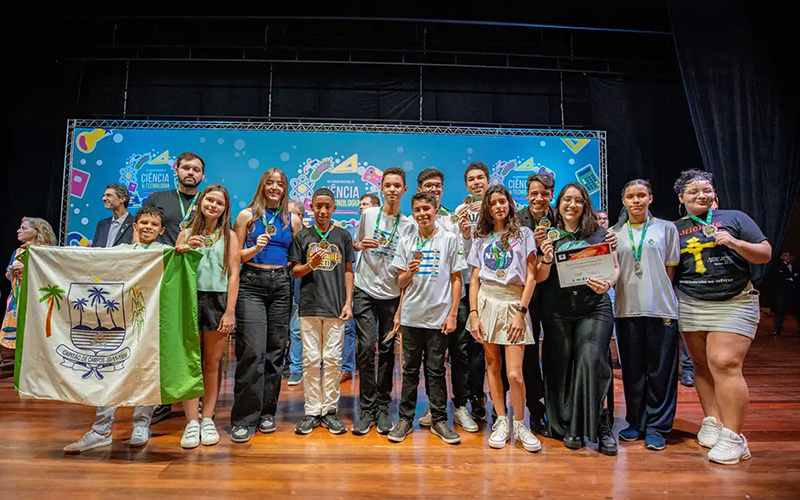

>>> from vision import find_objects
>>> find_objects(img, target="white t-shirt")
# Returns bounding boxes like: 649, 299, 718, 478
354, 206, 416, 300
609, 217, 680, 319
436, 210, 467, 298
455, 201, 481, 285
466, 226, 537, 287
392, 230, 466, 329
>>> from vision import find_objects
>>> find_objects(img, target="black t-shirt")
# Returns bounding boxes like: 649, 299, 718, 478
674, 209, 767, 301
288, 225, 355, 318
142, 190, 199, 245
540, 226, 609, 316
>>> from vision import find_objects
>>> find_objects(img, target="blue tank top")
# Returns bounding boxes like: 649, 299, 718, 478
245, 208, 292, 266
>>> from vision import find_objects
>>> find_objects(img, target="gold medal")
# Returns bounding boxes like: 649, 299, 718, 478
379, 236, 388, 246
539, 217, 551, 228
703, 225, 717, 237
266, 225, 277, 235
412, 250, 424, 261
451, 214, 459, 223
496, 269, 506, 278
547, 229, 560, 241
180, 220, 189, 230
203, 236, 214, 247
634, 261, 641, 272
319, 240, 330, 250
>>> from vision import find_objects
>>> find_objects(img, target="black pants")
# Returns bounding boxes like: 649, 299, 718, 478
231, 266, 292, 427
446, 294, 470, 407
542, 295, 614, 442
774, 284, 800, 334
500, 306, 546, 419
616, 317, 680, 437
463, 285, 486, 402
353, 287, 398, 414
399, 326, 448, 423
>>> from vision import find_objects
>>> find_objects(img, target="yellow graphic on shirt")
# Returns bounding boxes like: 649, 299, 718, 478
307, 243, 342, 272
681, 237, 717, 274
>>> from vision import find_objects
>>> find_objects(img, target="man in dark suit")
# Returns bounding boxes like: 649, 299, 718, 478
92, 184, 134, 248
773, 251, 800, 335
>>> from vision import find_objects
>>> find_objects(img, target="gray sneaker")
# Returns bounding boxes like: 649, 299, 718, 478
388, 419, 413, 443
287, 372, 303, 386
258, 415, 277, 434
418, 406, 432, 427
431, 421, 461, 445
295, 415, 320, 435
351, 411, 374, 435
230, 425, 251, 443
454, 406, 479, 433
320, 412, 347, 435
63, 430, 112, 454
376, 409, 393, 435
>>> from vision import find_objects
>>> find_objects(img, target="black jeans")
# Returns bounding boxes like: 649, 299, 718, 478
446, 294, 470, 407
616, 317, 680, 436
353, 287, 398, 414
399, 326, 448, 423
774, 284, 800, 334
680, 340, 694, 376
231, 266, 292, 427
463, 285, 487, 403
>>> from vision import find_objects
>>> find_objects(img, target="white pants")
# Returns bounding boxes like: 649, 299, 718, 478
93, 406, 155, 436
300, 316, 345, 416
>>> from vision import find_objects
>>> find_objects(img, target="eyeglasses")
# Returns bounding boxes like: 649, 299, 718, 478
421, 182, 443, 190
560, 197, 585, 206
683, 188, 714, 199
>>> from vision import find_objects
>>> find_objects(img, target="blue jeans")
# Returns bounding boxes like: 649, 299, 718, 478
289, 303, 302, 375
342, 318, 356, 373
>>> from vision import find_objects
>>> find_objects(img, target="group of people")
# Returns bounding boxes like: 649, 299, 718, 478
4, 151, 775, 466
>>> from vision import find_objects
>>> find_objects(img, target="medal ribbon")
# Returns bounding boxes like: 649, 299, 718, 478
261, 208, 280, 229
491, 232, 511, 269
313, 224, 334, 243
374, 206, 402, 244
688, 209, 713, 228
415, 229, 436, 254
626, 217, 651, 268
133, 242, 152, 250
177, 189, 199, 226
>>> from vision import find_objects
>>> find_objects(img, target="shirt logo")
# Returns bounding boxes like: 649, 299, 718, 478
308, 243, 341, 271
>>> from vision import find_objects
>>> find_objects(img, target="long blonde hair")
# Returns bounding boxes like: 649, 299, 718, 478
246, 168, 291, 231
187, 184, 232, 279
22, 217, 56, 246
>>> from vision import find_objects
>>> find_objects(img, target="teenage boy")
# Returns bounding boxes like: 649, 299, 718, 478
415, 168, 478, 433
455, 161, 491, 421
289, 188, 354, 434
63, 206, 168, 453
388, 193, 465, 444
351, 167, 415, 435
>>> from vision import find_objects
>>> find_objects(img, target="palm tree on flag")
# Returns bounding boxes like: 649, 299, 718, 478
103, 298, 121, 329
87, 286, 109, 329
38, 284, 66, 338
71, 297, 88, 328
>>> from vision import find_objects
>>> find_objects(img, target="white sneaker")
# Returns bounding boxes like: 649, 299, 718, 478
200, 417, 220, 446
488, 415, 510, 449
707, 427, 752, 465
513, 419, 542, 453
418, 406, 432, 427
63, 430, 112, 454
130, 426, 150, 447
181, 419, 201, 449
454, 406, 479, 433
698, 416, 723, 448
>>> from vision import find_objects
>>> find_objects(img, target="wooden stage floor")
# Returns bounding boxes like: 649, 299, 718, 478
1, 316, 799, 499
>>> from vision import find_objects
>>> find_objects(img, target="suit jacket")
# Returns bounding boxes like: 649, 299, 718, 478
92, 214, 134, 248
777, 261, 796, 289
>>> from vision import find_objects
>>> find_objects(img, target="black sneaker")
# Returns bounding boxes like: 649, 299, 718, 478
351, 411, 374, 435
387, 419, 413, 443
376, 409, 393, 435
320, 412, 347, 435
258, 415, 277, 434
470, 395, 488, 421
431, 421, 461, 445
563, 435, 584, 450
150, 404, 173, 425
295, 415, 320, 435
230, 425, 251, 443
598, 409, 618, 456
530, 414, 551, 438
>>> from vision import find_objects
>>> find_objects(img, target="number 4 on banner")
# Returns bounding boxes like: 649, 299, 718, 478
332, 154, 359, 173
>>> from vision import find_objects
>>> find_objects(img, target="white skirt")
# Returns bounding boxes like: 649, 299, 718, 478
476, 281, 534, 345
676, 283, 760, 339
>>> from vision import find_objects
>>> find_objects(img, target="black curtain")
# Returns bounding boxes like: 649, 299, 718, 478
588, 77, 703, 223
670, 0, 800, 273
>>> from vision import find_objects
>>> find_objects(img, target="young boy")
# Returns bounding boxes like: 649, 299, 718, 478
415, 168, 478, 433
456, 162, 491, 421
388, 193, 465, 444
289, 188, 354, 434
351, 167, 415, 435
63, 206, 167, 453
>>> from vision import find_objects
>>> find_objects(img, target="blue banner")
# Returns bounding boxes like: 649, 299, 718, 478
67, 124, 604, 246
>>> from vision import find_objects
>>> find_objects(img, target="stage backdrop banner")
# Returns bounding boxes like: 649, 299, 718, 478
14, 246, 204, 407
64, 122, 605, 245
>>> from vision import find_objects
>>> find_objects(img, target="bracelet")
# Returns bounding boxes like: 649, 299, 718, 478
541, 260, 553, 265
469, 309, 478, 315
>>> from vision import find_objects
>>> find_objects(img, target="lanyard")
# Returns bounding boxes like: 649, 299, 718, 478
491, 232, 511, 268
374, 206, 401, 243
416, 230, 435, 252
261, 208, 280, 228
313, 224, 334, 242
438, 205, 453, 214
133, 242, 152, 250
177, 190, 199, 224
626, 217, 651, 266
688, 210, 713, 227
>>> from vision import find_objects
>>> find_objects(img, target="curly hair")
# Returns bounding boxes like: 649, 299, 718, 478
21, 217, 55, 246
673, 168, 713, 195
474, 185, 521, 247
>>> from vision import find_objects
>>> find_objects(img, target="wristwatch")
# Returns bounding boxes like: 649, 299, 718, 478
514, 305, 528, 314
